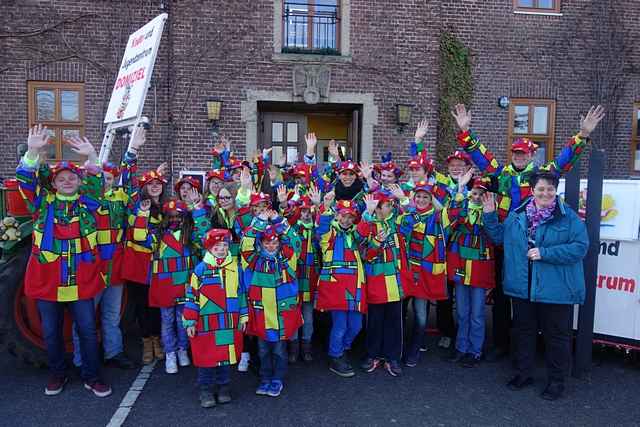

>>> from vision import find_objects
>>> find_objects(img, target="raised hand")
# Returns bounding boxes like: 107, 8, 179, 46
323, 190, 335, 208
451, 104, 471, 132
414, 119, 429, 140
277, 184, 288, 204
458, 168, 474, 189
481, 191, 495, 213
27, 124, 51, 151
388, 183, 406, 200
240, 166, 253, 190
186, 187, 202, 206
221, 135, 231, 152
265, 209, 279, 220
328, 139, 340, 160
212, 135, 228, 154
579, 105, 605, 138
139, 199, 152, 212
305, 132, 317, 156
364, 193, 379, 214
156, 162, 169, 176
359, 160, 373, 179
67, 136, 97, 162
308, 184, 322, 206
129, 127, 146, 150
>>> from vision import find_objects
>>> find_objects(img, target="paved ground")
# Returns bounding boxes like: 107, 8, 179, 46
2, 330, 640, 427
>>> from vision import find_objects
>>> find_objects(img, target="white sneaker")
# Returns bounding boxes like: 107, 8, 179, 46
177, 348, 190, 367
237, 352, 250, 372
165, 352, 178, 374
438, 337, 452, 349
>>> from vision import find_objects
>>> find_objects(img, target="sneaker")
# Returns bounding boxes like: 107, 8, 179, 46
461, 354, 480, 368
438, 336, 452, 349
165, 352, 178, 374
360, 357, 382, 373
216, 384, 232, 404
177, 349, 191, 367
238, 352, 250, 372
384, 360, 402, 377
267, 380, 284, 397
419, 344, 428, 352
45, 375, 69, 396
255, 381, 270, 396
105, 352, 136, 370
329, 356, 355, 378
199, 387, 216, 408
405, 353, 419, 368
448, 351, 466, 364
84, 380, 113, 398
541, 382, 565, 401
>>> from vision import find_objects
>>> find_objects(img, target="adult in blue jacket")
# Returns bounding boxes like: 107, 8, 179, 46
482, 171, 588, 401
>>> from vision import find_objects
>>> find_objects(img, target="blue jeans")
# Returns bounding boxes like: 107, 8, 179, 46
160, 305, 189, 353
455, 284, 486, 357
197, 365, 231, 387
291, 302, 314, 342
72, 286, 124, 366
328, 311, 362, 358
37, 299, 100, 382
406, 298, 429, 361
257, 339, 287, 382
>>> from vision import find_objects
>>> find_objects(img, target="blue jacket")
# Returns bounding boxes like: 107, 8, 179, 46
483, 197, 589, 305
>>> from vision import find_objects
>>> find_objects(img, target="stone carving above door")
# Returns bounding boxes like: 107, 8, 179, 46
293, 65, 331, 104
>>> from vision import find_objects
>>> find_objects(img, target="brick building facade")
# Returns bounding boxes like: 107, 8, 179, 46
1, 0, 639, 183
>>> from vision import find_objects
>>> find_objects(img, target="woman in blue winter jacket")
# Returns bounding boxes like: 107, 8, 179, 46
482, 170, 589, 401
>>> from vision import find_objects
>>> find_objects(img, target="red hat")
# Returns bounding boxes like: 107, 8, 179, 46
139, 170, 167, 186
337, 160, 359, 174
229, 158, 245, 170
407, 156, 434, 174
102, 162, 121, 177
472, 177, 491, 191
203, 228, 232, 249
446, 150, 471, 164
292, 163, 309, 177
373, 190, 394, 204
413, 180, 434, 194
511, 138, 538, 154
162, 198, 188, 214
250, 192, 271, 207
261, 225, 280, 242
335, 199, 359, 217
297, 195, 313, 210
174, 176, 201, 193
375, 161, 403, 178
206, 169, 226, 182
51, 161, 83, 179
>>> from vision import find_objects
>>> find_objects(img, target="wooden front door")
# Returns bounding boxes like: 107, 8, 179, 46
261, 113, 308, 166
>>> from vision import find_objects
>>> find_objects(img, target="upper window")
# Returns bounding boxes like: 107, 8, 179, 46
283, 0, 340, 55
507, 99, 556, 166
631, 103, 640, 173
27, 81, 85, 162
514, 0, 561, 13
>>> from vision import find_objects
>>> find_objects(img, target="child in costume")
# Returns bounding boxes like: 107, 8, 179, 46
315, 193, 366, 378
240, 209, 302, 397
184, 229, 248, 408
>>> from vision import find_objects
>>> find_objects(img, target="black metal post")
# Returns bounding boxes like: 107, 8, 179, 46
564, 163, 581, 212
573, 148, 604, 379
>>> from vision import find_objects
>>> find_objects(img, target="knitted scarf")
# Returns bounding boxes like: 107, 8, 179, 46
525, 198, 556, 240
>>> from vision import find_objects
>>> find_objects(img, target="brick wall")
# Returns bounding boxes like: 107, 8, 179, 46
1, 0, 638, 182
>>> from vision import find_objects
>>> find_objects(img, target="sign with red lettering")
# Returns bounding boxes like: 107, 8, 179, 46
104, 14, 167, 123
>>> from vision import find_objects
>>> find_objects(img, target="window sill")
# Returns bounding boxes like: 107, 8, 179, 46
272, 53, 352, 64
513, 10, 563, 16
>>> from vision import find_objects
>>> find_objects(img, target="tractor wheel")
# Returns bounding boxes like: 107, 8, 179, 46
0, 241, 49, 368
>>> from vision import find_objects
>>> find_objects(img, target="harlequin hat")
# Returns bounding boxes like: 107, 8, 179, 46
261, 225, 280, 242
228, 158, 245, 170
335, 199, 359, 217
162, 198, 188, 214
407, 155, 434, 174
102, 162, 121, 177
511, 138, 538, 154
250, 192, 271, 207
337, 160, 359, 174
139, 170, 167, 186
375, 161, 403, 177
472, 177, 491, 191
51, 161, 83, 179
446, 150, 471, 164
373, 190, 394, 204
206, 169, 226, 182
297, 195, 313, 210
203, 228, 232, 249
174, 176, 201, 193
413, 180, 434, 195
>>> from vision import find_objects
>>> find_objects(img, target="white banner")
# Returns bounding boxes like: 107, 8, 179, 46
558, 179, 640, 241
104, 14, 167, 124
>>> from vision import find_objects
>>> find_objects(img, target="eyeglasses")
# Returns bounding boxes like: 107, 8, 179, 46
217, 196, 232, 201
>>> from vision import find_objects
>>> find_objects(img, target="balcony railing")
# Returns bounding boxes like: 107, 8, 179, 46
283, 1, 340, 55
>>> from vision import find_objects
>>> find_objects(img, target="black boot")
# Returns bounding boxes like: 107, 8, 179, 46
329, 355, 355, 377
301, 340, 313, 363
216, 384, 232, 404
199, 386, 216, 408
287, 340, 300, 364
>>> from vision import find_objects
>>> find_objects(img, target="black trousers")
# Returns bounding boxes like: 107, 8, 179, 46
512, 298, 572, 383
492, 249, 512, 350
366, 301, 403, 362
127, 283, 161, 338
436, 283, 455, 339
